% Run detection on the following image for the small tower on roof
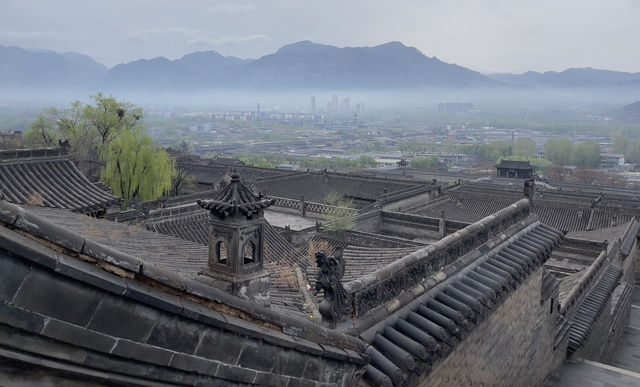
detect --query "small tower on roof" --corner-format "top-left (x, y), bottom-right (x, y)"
top-left (197, 172), bottom-right (275, 303)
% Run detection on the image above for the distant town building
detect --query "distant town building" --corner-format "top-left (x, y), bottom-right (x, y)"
top-left (600, 153), bottom-right (625, 170)
top-left (495, 159), bottom-right (534, 178)
top-left (438, 102), bottom-right (473, 113)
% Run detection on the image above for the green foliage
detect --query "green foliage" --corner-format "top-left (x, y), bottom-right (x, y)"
top-left (513, 137), bottom-right (536, 157)
top-left (357, 155), bottom-right (377, 168)
top-left (170, 169), bottom-right (196, 197)
top-left (573, 140), bottom-right (601, 167)
top-left (397, 139), bottom-right (439, 154)
top-left (544, 139), bottom-right (601, 167)
top-left (455, 141), bottom-right (513, 162)
top-left (238, 155), bottom-right (275, 168)
top-left (322, 191), bottom-right (355, 232)
top-left (457, 143), bottom-right (485, 157)
top-left (442, 137), bottom-right (456, 153)
top-left (364, 141), bottom-right (383, 152)
top-left (25, 94), bottom-right (143, 159)
top-left (411, 155), bottom-right (440, 170)
top-left (82, 93), bottom-right (143, 144)
top-left (612, 135), bottom-right (640, 164)
top-left (102, 127), bottom-right (175, 209)
top-left (484, 141), bottom-right (513, 162)
top-left (27, 94), bottom-right (176, 207)
top-left (234, 153), bottom-right (377, 170)
top-left (25, 111), bottom-right (60, 146)
top-left (544, 138), bottom-right (573, 166)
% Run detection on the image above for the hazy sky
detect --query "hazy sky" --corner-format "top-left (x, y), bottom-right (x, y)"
top-left (2, 0), bottom-right (640, 73)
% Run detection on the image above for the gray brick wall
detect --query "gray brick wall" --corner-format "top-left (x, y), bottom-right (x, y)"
top-left (417, 267), bottom-right (565, 387)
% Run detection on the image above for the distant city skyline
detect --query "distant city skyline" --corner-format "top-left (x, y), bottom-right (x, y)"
top-left (2, 0), bottom-right (640, 73)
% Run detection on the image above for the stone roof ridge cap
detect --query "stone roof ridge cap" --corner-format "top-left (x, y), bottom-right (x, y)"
top-left (560, 249), bottom-right (608, 315)
top-left (344, 198), bottom-right (531, 291)
top-left (331, 171), bottom-right (423, 185)
top-left (620, 218), bottom-right (639, 255)
top-left (253, 170), bottom-right (309, 182)
top-left (0, 199), bottom-right (142, 270)
top-left (0, 146), bottom-right (68, 161)
top-left (0, 154), bottom-right (71, 164)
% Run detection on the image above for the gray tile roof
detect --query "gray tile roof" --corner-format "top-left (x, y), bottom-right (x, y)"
top-left (411, 186), bottom-right (636, 232)
top-left (0, 156), bottom-right (121, 213)
top-left (254, 172), bottom-right (423, 203)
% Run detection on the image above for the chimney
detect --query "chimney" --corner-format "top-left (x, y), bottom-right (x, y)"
top-left (197, 173), bottom-right (275, 304)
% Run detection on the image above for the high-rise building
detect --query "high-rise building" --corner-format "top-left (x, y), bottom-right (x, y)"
top-left (331, 94), bottom-right (338, 111)
top-left (310, 96), bottom-right (316, 113)
top-left (343, 97), bottom-right (351, 112)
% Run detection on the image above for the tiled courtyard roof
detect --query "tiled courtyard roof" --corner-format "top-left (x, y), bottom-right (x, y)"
top-left (411, 184), bottom-right (637, 232)
top-left (255, 172), bottom-right (422, 203)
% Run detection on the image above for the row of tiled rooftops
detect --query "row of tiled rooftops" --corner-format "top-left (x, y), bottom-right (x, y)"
top-left (180, 158), bottom-right (430, 204)
top-left (0, 151), bottom-right (636, 385)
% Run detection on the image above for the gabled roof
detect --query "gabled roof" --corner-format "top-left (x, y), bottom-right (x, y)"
top-left (0, 155), bottom-right (120, 213)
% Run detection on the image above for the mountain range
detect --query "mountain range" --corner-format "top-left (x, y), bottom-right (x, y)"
top-left (1, 42), bottom-right (640, 91)
top-left (488, 68), bottom-right (640, 88)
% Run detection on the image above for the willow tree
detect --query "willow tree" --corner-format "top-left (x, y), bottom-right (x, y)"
top-left (102, 127), bottom-right (175, 209)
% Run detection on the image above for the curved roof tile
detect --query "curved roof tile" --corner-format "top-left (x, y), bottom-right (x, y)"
top-left (0, 156), bottom-right (120, 213)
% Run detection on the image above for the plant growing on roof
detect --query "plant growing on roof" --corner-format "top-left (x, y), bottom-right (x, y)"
top-left (322, 191), bottom-right (355, 232)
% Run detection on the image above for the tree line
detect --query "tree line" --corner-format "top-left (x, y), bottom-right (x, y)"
top-left (233, 153), bottom-right (378, 170)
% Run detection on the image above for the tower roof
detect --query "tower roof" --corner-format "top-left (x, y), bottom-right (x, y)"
top-left (197, 173), bottom-right (275, 219)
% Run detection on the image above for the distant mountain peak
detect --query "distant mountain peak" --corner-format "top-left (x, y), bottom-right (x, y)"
top-left (275, 40), bottom-right (334, 54)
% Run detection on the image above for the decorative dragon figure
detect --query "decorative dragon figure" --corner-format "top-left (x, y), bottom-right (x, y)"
top-left (315, 248), bottom-right (351, 328)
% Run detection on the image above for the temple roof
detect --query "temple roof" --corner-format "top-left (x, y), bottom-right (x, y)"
top-left (0, 155), bottom-right (121, 213)
top-left (495, 160), bottom-right (534, 170)
top-left (197, 173), bottom-right (275, 219)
